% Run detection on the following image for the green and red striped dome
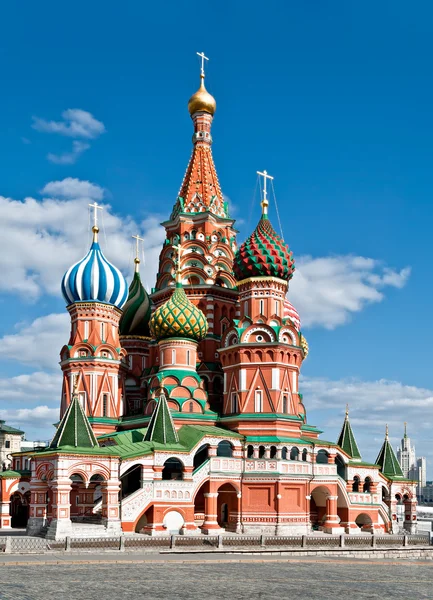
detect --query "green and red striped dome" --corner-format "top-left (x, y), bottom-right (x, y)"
top-left (234, 215), bottom-right (295, 281)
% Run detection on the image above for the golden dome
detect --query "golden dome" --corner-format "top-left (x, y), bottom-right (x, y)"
top-left (188, 75), bottom-right (216, 116)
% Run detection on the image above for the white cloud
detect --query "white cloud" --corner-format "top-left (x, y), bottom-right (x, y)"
top-left (41, 177), bottom-right (104, 200)
top-left (302, 375), bottom-right (433, 471)
top-left (47, 140), bottom-right (90, 165)
top-left (0, 371), bottom-right (61, 439)
top-left (0, 180), bottom-right (166, 300)
top-left (290, 255), bottom-right (411, 329)
top-left (0, 314), bottom-right (69, 370)
top-left (32, 109), bottom-right (105, 139)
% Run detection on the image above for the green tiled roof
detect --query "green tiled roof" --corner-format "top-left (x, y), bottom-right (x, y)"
top-left (375, 427), bottom-right (404, 478)
top-left (144, 393), bottom-right (179, 445)
top-left (50, 396), bottom-right (99, 449)
top-left (337, 411), bottom-right (361, 460)
top-left (0, 470), bottom-right (22, 479)
top-left (0, 420), bottom-right (24, 435)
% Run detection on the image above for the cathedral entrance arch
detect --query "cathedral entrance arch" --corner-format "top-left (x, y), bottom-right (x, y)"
top-left (310, 485), bottom-right (332, 530)
top-left (11, 492), bottom-right (30, 528)
top-left (217, 483), bottom-right (239, 530)
top-left (355, 513), bottom-right (373, 532)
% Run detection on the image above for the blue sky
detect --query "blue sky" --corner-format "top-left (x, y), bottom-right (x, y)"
top-left (0, 1), bottom-right (432, 474)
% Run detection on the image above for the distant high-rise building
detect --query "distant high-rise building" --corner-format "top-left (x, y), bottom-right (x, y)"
top-left (397, 424), bottom-right (427, 500)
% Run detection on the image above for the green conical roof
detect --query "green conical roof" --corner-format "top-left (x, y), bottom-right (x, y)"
top-left (337, 408), bottom-right (361, 460)
top-left (375, 426), bottom-right (403, 478)
top-left (119, 268), bottom-right (151, 337)
top-left (50, 395), bottom-right (98, 449)
top-left (144, 393), bottom-right (179, 445)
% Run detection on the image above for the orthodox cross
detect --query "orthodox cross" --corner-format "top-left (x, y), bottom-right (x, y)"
top-left (197, 51), bottom-right (209, 77)
top-left (89, 201), bottom-right (103, 229)
top-left (132, 234), bottom-right (144, 260)
top-left (257, 170), bottom-right (274, 214)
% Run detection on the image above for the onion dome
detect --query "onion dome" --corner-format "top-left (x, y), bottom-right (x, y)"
top-left (234, 215), bottom-right (295, 282)
top-left (188, 75), bottom-right (216, 116)
top-left (149, 283), bottom-right (208, 342)
top-left (61, 227), bottom-right (128, 309)
top-left (300, 333), bottom-right (309, 358)
top-left (283, 298), bottom-right (301, 331)
top-left (119, 259), bottom-right (151, 337)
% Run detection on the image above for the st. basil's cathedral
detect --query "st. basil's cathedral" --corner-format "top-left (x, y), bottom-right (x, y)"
top-left (0, 57), bottom-right (418, 539)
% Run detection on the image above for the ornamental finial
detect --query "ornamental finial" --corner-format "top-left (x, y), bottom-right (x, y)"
top-left (257, 170), bottom-right (274, 217)
top-left (132, 234), bottom-right (144, 273)
top-left (345, 404), bottom-right (349, 419)
top-left (197, 51), bottom-right (209, 78)
top-left (404, 421), bottom-right (407, 438)
top-left (385, 423), bottom-right (389, 440)
top-left (89, 201), bottom-right (104, 242)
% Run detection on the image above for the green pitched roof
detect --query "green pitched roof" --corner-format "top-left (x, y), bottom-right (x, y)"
top-left (337, 410), bottom-right (361, 459)
top-left (50, 395), bottom-right (98, 449)
top-left (144, 393), bottom-right (179, 445)
top-left (0, 420), bottom-right (24, 435)
top-left (375, 426), bottom-right (403, 478)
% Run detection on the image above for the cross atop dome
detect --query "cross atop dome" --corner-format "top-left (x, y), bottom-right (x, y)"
top-left (89, 201), bottom-right (103, 241)
top-left (197, 51), bottom-right (209, 77)
top-left (257, 170), bottom-right (274, 217)
top-left (132, 234), bottom-right (144, 273)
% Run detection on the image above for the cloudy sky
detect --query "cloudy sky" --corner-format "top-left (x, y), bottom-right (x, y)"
top-left (0, 1), bottom-right (432, 475)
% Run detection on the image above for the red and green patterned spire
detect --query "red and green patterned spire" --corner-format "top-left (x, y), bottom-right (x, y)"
top-left (234, 170), bottom-right (295, 282)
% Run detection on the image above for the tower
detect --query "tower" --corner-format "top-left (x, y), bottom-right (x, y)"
top-left (119, 237), bottom-right (152, 416)
top-left (59, 206), bottom-right (128, 435)
top-left (152, 54), bottom-right (238, 410)
top-left (147, 245), bottom-right (210, 420)
top-left (219, 173), bottom-right (309, 437)
top-left (396, 422), bottom-right (417, 478)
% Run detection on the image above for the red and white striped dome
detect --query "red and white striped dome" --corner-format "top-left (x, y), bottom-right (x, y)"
top-left (283, 298), bottom-right (301, 331)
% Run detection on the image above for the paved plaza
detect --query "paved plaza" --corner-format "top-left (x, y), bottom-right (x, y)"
top-left (0, 554), bottom-right (431, 600)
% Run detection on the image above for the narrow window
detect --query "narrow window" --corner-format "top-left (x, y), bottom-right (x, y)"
top-left (244, 301), bottom-right (248, 315)
top-left (102, 393), bottom-right (108, 417)
top-left (5, 440), bottom-right (10, 449)
top-left (84, 321), bottom-right (89, 339)
top-left (275, 301), bottom-right (279, 316)
top-left (231, 393), bottom-right (239, 413)
top-left (186, 350), bottom-right (190, 366)
top-left (189, 401), bottom-right (194, 413)
top-left (100, 322), bottom-right (105, 341)
top-left (259, 299), bottom-right (264, 315)
top-left (282, 396), bottom-right (288, 413)
top-left (172, 349), bottom-right (176, 364)
top-left (254, 389), bottom-right (263, 412)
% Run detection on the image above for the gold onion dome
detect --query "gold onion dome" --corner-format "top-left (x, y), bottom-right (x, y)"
top-left (149, 282), bottom-right (208, 342)
top-left (188, 75), bottom-right (216, 116)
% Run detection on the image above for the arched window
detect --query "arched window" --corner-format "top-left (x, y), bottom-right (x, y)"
top-left (316, 449), bottom-right (329, 464)
top-left (162, 458), bottom-right (183, 480)
top-left (282, 447), bottom-right (288, 460)
top-left (290, 447), bottom-right (299, 461)
top-left (247, 445), bottom-right (254, 458)
top-left (282, 396), bottom-right (288, 413)
top-left (270, 446), bottom-right (277, 459)
top-left (336, 454), bottom-right (346, 479)
top-left (188, 401), bottom-right (194, 413)
top-left (217, 440), bottom-right (233, 457)
top-left (231, 393), bottom-right (239, 414)
top-left (302, 449), bottom-right (308, 462)
top-left (258, 445), bottom-right (266, 459)
top-left (363, 477), bottom-right (372, 493)
top-left (353, 476), bottom-right (360, 492)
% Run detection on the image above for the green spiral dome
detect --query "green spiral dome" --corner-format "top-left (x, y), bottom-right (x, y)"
top-left (149, 283), bottom-right (208, 342)
top-left (119, 270), bottom-right (151, 337)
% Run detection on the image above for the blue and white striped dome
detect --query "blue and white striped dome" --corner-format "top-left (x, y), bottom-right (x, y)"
top-left (61, 234), bottom-right (128, 308)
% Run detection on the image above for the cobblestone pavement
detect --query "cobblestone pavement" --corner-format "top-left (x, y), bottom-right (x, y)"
top-left (0, 554), bottom-right (431, 600)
